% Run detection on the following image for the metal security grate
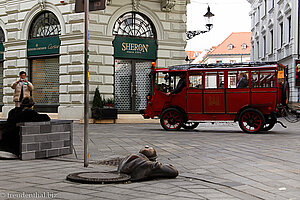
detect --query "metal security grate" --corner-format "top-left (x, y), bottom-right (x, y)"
top-left (115, 60), bottom-right (132, 111)
top-left (31, 58), bottom-right (59, 105)
top-left (0, 63), bottom-right (3, 105)
top-left (135, 62), bottom-right (151, 111)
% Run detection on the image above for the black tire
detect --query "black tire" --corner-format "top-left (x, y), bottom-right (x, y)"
top-left (182, 122), bottom-right (199, 130)
top-left (160, 108), bottom-right (183, 131)
top-left (282, 81), bottom-right (289, 107)
top-left (262, 116), bottom-right (277, 131)
top-left (238, 108), bottom-right (265, 134)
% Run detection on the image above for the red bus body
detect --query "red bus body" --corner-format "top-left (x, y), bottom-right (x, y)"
top-left (142, 62), bottom-right (288, 133)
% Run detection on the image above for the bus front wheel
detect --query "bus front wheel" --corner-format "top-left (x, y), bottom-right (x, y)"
top-left (238, 108), bottom-right (265, 134)
top-left (160, 108), bottom-right (183, 131)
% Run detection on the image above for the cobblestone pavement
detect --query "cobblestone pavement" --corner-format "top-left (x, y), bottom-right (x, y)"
top-left (0, 120), bottom-right (300, 200)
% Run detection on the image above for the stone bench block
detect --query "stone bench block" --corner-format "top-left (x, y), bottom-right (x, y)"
top-left (0, 119), bottom-right (73, 160)
top-left (18, 120), bottom-right (73, 160)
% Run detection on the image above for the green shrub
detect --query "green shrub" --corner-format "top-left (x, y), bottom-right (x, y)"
top-left (92, 87), bottom-right (104, 108)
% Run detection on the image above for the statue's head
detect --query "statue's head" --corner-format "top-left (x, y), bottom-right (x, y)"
top-left (139, 146), bottom-right (157, 161)
top-left (21, 97), bottom-right (35, 109)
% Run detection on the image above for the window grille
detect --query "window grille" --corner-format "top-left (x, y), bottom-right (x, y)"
top-left (113, 12), bottom-right (156, 38)
top-left (29, 11), bottom-right (61, 39)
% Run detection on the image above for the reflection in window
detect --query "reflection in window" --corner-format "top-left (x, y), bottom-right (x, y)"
top-left (189, 72), bottom-right (203, 89)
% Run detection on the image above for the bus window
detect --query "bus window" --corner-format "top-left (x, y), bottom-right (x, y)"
top-left (155, 72), bottom-right (186, 93)
top-left (251, 71), bottom-right (275, 88)
top-left (205, 72), bottom-right (224, 89)
top-left (251, 71), bottom-right (259, 88)
top-left (205, 72), bottom-right (217, 89)
top-left (228, 71), bottom-right (249, 88)
top-left (189, 72), bottom-right (203, 89)
top-left (260, 70), bottom-right (275, 88)
top-left (218, 72), bottom-right (224, 88)
top-left (155, 72), bottom-right (170, 93)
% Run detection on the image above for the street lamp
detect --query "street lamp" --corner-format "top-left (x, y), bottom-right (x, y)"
top-left (186, 6), bottom-right (215, 40)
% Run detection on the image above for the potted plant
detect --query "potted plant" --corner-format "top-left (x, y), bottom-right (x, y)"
top-left (91, 87), bottom-right (118, 120)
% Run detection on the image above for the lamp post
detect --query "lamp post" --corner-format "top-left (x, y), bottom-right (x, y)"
top-left (186, 6), bottom-right (215, 40)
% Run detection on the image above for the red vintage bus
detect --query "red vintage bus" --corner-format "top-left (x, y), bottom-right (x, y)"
top-left (141, 62), bottom-right (289, 133)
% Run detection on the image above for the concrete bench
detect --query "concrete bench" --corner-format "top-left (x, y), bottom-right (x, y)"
top-left (0, 120), bottom-right (73, 160)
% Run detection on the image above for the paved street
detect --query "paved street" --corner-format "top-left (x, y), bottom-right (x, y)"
top-left (0, 120), bottom-right (300, 200)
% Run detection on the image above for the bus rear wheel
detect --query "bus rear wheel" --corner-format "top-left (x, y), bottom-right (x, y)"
top-left (182, 122), bottom-right (199, 130)
top-left (238, 108), bottom-right (265, 134)
top-left (160, 108), bottom-right (183, 131)
top-left (262, 116), bottom-right (277, 131)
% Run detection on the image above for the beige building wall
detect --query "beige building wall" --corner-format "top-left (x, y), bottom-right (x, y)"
top-left (0, 0), bottom-right (188, 119)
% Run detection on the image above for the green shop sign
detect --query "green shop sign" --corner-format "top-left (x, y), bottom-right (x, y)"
top-left (27, 37), bottom-right (61, 57)
top-left (0, 43), bottom-right (4, 60)
top-left (113, 36), bottom-right (157, 60)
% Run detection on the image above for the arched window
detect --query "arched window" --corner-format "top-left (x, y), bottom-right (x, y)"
top-left (0, 27), bottom-right (5, 42)
top-left (29, 11), bottom-right (61, 39)
top-left (113, 12), bottom-right (156, 38)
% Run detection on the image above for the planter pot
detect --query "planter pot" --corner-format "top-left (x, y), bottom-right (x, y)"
top-left (92, 108), bottom-right (118, 120)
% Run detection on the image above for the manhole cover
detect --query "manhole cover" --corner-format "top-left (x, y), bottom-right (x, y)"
top-left (66, 171), bottom-right (131, 184)
top-left (0, 151), bottom-right (18, 160)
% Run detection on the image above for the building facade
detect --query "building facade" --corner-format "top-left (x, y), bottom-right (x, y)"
top-left (200, 32), bottom-right (251, 64)
top-left (247, 0), bottom-right (300, 103)
top-left (0, 0), bottom-right (188, 119)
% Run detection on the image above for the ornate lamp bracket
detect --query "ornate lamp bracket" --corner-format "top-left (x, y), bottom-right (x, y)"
top-left (186, 30), bottom-right (208, 40)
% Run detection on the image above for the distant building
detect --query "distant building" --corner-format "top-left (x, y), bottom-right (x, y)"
top-left (247, 0), bottom-right (300, 103)
top-left (201, 32), bottom-right (251, 64)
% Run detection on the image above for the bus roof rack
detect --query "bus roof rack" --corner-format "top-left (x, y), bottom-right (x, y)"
top-left (169, 62), bottom-right (278, 70)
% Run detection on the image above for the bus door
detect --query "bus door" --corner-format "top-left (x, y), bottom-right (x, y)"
top-left (226, 71), bottom-right (250, 113)
top-left (203, 71), bottom-right (225, 113)
top-left (187, 71), bottom-right (204, 115)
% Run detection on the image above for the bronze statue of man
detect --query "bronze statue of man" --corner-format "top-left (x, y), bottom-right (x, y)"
top-left (117, 146), bottom-right (178, 181)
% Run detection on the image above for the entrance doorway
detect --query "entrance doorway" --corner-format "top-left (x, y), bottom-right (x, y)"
top-left (115, 59), bottom-right (152, 112)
